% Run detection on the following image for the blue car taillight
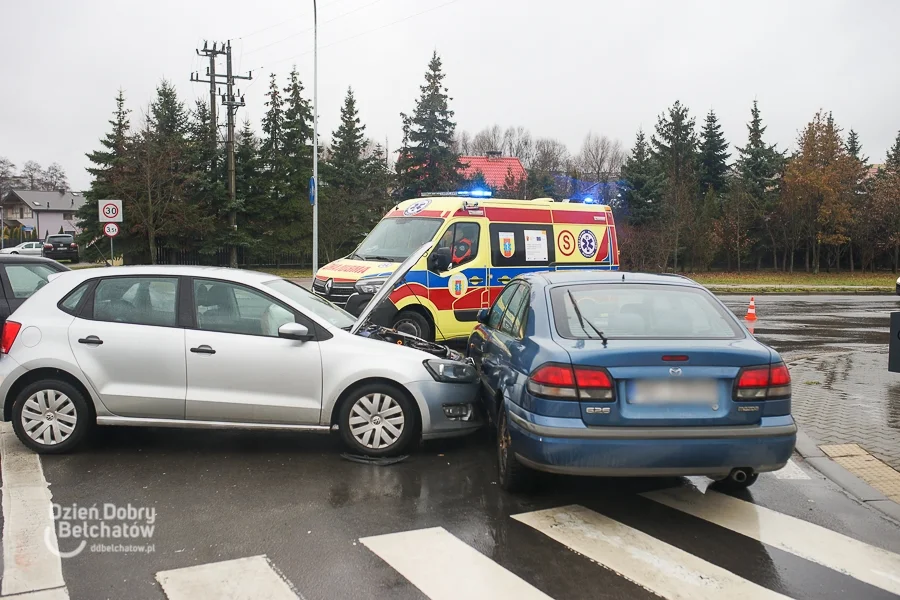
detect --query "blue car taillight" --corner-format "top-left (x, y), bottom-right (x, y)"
top-left (526, 363), bottom-right (614, 401)
top-left (734, 363), bottom-right (792, 400)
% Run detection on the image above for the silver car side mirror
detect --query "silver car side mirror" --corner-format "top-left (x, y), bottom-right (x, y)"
top-left (278, 322), bottom-right (313, 341)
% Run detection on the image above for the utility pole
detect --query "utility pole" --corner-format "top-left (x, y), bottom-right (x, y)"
top-left (192, 42), bottom-right (225, 157)
top-left (191, 40), bottom-right (251, 268)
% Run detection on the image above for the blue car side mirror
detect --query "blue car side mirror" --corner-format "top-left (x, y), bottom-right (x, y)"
top-left (476, 308), bottom-right (490, 325)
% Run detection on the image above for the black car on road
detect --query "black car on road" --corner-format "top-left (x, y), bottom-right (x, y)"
top-left (42, 234), bottom-right (79, 262)
top-left (0, 255), bottom-right (69, 322)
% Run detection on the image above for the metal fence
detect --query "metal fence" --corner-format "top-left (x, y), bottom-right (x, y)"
top-left (155, 246), bottom-right (312, 268)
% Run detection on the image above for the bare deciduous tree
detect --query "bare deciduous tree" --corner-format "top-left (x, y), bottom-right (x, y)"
top-left (42, 163), bottom-right (69, 191)
top-left (452, 130), bottom-right (472, 156)
top-left (531, 138), bottom-right (569, 173)
top-left (502, 126), bottom-right (534, 166)
top-left (578, 132), bottom-right (625, 183)
top-left (22, 161), bottom-right (42, 190)
top-left (471, 125), bottom-right (503, 155)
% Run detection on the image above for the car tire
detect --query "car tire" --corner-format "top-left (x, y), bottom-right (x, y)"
top-left (497, 408), bottom-right (533, 493)
top-left (391, 310), bottom-right (433, 341)
top-left (712, 472), bottom-right (759, 492)
top-left (339, 382), bottom-right (417, 457)
top-left (11, 379), bottom-right (92, 454)
top-left (10, 251), bottom-right (18, 255)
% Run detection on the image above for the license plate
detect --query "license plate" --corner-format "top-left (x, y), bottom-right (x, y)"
top-left (628, 380), bottom-right (718, 405)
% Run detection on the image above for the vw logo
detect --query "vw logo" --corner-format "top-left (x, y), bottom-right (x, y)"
top-left (324, 278), bottom-right (334, 295)
top-left (669, 367), bottom-right (683, 376)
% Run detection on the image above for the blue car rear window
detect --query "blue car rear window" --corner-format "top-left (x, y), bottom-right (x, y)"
top-left (550, 283), bottom-right (743, 339)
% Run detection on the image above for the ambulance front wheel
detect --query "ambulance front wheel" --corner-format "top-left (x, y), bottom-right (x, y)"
top-left (392, 310), bottom-right (434, 342)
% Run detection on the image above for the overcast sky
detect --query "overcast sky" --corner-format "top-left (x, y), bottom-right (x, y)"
top-left (2, 0), bottom-right (898, 191)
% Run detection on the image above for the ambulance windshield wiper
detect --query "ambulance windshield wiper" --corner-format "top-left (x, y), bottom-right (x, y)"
top-left (362, 255), bottom-right (397, 263)
top-left (567, 289), bottom-right (607, 346)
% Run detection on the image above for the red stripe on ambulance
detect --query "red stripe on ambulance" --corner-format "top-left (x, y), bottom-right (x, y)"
top-left (551, 211), bottom-right (609, 224)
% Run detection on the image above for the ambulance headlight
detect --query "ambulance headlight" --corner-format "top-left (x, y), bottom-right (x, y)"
top-left (355, 278), bottom-right (387, 295)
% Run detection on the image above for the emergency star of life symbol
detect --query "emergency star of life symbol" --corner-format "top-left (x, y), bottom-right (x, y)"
top-left (404, 199), bottom-right (431, 216)
top-left (578, 230), bottom-right (598, 259)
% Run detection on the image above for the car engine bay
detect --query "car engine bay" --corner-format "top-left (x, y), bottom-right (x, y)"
top-left (356, 324), bottom-right (466, 362)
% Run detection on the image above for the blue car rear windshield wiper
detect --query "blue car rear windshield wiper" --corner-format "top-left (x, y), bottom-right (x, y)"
top-left (567, 289), bottom-right (608, 345)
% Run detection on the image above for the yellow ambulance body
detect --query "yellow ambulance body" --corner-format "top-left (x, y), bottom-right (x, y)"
top-left (312, 195), bottom-right (620, 341)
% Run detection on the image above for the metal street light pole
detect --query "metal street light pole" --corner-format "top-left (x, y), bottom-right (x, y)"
top-left (312, 0), bottom-right (319, 274)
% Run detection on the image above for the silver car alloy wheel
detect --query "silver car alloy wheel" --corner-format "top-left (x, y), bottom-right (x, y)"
top-left (348, 393), bottom-right (405, 450)
top-left (21, 390), bottom-right (78, 446)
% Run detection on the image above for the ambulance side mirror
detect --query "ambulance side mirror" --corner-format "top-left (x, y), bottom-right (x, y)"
top-left (428, 248), bottom-right (452, 272)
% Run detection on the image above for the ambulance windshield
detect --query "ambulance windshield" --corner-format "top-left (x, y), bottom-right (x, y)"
top-left (354, 217), bottom-right (443, 263)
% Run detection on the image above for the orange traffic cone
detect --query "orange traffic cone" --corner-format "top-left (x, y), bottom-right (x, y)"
top-left (745, 297), bottom-right (758, 321)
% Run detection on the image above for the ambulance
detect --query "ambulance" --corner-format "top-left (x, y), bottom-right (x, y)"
top-left (312, 192), bottom-right (620, 342)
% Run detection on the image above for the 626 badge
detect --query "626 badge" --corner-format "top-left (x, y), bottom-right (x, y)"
top-left (577, 229), bottom-right (598, 259)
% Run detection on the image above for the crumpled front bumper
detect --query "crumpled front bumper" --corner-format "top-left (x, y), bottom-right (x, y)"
top-left (404, 378), bottom-right (483, 440)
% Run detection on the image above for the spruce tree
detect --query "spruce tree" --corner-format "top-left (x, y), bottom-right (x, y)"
top-left (396, 52), bottom-right (462, 198)
top-left (846, 129), bottom-right (867, 163)
top-left (150, 80), bottom-right (189, 140)
top-left (620, 129), bottom-right (663, 225)
top-left (281, 68), bottom-right (314, 253)
top-left (651, 101), bottom-right (698, 269)
top-left (185, 99), bottom-right (225, 256)
top-left (255, 73), bottom-right (290, 255)
top-left (884, 130), bottom-right (900, 173)
top-left (736, 100), bottom-right (783, 202)
top-left (78, 90), bottom-right (131, 259)
top-left (328, 87), bottom-right (366, 192)
top-left (698, 109), bottom-right (730, 194)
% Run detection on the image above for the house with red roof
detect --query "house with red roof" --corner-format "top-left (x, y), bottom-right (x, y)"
top-left (459, 151), bottom-right (527, 190)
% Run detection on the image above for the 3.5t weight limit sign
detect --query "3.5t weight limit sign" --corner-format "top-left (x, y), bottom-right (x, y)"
top-left (99, 199), bottom-right (123, 223)
top-left (104, 223), bottom-right (119, 237)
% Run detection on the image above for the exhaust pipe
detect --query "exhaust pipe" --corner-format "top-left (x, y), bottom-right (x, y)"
top-left (729, 468), bottom-right (752, 483)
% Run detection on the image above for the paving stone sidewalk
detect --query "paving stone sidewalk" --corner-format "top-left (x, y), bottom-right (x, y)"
top-left (790, 350), bottom-right (900, 470)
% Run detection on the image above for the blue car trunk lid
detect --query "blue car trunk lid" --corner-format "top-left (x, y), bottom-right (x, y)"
top-left (557, 338), bottom-right (773, 427)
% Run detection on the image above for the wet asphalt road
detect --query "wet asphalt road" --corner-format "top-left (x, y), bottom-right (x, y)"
top-left (6, 294), bottom-right (900, 599)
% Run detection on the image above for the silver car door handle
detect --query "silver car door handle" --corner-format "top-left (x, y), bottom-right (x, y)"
top-left (190, 345), bottom-right (216, 355)
top-left (78, 335), bottom-right (103, 346)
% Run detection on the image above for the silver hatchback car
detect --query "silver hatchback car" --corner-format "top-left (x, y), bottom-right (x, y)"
top-left (0, 245), bottom-right (482, 455)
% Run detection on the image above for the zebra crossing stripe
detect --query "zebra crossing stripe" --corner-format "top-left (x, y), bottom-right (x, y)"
top-left (773, 459), bottom-right (811, 480)
top-left (156, 555), bottom-right (299, 600)
top-left (513, 504), bottom-right (789, 600)
top-left (360, 527), bottom-right (552, 600)
top-left (642, 487), bottom-right (900, 596)
top-left (0, 423), bottom-right (67, 597)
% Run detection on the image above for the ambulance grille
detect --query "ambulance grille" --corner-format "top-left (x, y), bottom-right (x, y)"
top-left (312, 279), bottom-right (356, 308)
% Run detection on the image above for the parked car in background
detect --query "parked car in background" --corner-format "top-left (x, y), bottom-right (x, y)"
top-left (0, 256), bottom-right (69, 323)
top-left (0, 244), bottom-right (481, 455)
top-left (42, 234), bottom-right (79, 262)
top-left (0, 241), bottom-right (44, 256)
top-left (467, 271), bottom-right (797, 492)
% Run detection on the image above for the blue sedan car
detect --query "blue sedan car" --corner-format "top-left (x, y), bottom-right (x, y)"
top-left (467, 272), bottom-right (797, 492)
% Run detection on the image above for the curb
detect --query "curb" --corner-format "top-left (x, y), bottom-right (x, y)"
top-left (794, 429), bottom-right (900, 524)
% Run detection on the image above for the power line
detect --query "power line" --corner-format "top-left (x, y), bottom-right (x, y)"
top-left (254, 0), bottom-right (460, 72)
top-left (234, 0), bottom-right (354, 41)
top-left (243, 0), bottom-right (387, 57)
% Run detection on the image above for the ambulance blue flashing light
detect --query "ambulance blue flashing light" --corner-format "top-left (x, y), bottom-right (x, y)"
top-left (583, 196), bottom-right (595, 204)
top-left (457, 189), bottom-right (492, 198)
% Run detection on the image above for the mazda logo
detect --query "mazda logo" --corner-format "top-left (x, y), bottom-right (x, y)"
top-left (669, 367), bottom-right (683, 376)
top-left (324, 278), bottom-right (334, 294)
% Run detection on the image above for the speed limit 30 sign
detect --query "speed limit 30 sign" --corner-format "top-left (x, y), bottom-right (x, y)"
top-left (104, 223), bottom-right (119, 237)
top-left (99, 199), bottom-right (123, 223)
